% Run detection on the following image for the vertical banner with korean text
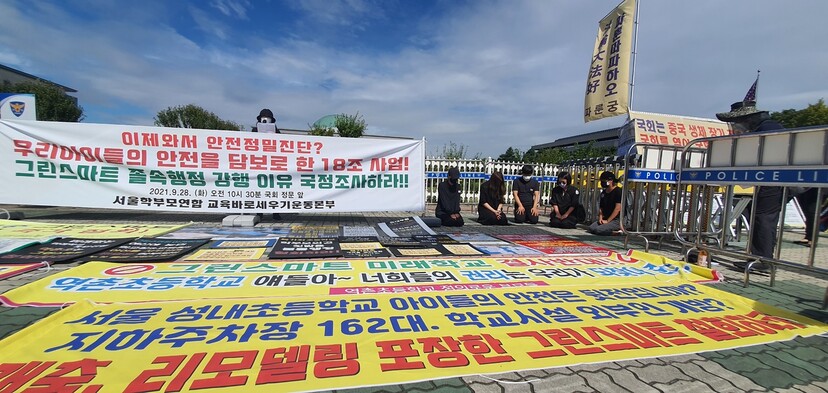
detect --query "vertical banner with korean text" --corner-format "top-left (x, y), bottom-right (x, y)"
top-left (584, 0), bottom-right (636, 122)
top-left (0, 120), bottom-right (425, 213)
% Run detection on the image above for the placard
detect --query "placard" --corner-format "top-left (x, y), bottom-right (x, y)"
top-left (0, 238), bottom-right (132, 264)
top-left (268, 238), bottom-right (342, 259)
top-left (78, 239), bottom-right (209, 263)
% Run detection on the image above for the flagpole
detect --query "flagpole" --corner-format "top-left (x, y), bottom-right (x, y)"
top-left (628, 0), bottom-right (641, 113)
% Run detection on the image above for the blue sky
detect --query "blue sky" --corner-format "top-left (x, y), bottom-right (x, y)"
top-left (1, 0), bottom-right (827, 157)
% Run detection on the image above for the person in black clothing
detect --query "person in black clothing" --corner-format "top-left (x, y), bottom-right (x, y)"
top-left (549, 171), bottom-right (582, 229)
top-left (478, 171), bottom-right (508, 225)
top-left (794, 188), bottom-right (828, 247)
top-left (436, 167), bottom-right (464, 227)
top-left (252, 109), bottom-right (281, 133)
top-left (716, 100), bottom-right (784, 271)
top-left (252, 108), bottom-right (282, 220)
top-left (512, 165), bottom-right (540, 224)
top-left (587, 171), bottom-right (622, 235)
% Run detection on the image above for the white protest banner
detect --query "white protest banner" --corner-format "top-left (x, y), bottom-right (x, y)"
top-left (0, 120), bottom-right (425, 213)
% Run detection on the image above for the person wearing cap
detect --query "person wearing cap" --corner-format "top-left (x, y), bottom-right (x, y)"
top-left (477, 171), bottom-right (509, 225)
top-left (587, 171), bottom-right (622, 235)
top-left (716, 100), bottom-right (784, 270)
top-left (512, 165), bottom-right (540, 224)
top-left (252, 108), bottom-right (281, 133)
top-left (435, 167), bottom-right (464, 227)
top-left (549, 171), bottom-right (583, 229)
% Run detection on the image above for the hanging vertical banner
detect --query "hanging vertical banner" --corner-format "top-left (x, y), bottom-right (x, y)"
top-left (584, 0), bottom-right (636, 122)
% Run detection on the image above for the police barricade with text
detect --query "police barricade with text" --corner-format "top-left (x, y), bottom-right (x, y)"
top-left (621, 143), bottom-right (707, 252)
top-left (674, 125), bottom-right (828, 307)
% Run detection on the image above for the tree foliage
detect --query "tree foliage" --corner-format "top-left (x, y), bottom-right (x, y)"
top-left (771, 99), bottom-right (828, 128)
top-left (334, 112), bottom-right (366, 138)
top-left (438, 142), bottom-right (482, 160)
top-left (308, 123), bottom-right (336, 137)
top-left (1, 80), bottom-right (84, 122)
top-left (522, 141), bottom-right (615, 164)
top-left (154, 104), bottom-right (242, 131)
top-left (497, 147), bottom-right (524, 162)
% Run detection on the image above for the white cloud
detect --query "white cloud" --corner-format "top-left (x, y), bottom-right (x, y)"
top-left (210, 0), bottom-right (251, 19)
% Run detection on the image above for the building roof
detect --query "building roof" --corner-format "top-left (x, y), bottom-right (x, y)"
top-left (0, 64), bottom-right (77, 93)
top-left (530, 126), bottom-right (621, 151)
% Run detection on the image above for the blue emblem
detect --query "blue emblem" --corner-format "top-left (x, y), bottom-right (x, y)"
top-left (9, 101), bottom-right (25, 117)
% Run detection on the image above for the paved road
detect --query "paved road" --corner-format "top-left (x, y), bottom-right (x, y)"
top-left (0, 205), bottom-right (826, 393)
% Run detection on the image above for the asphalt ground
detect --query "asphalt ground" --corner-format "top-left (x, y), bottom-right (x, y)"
top-left (0, 204), bottom-right (826, 393)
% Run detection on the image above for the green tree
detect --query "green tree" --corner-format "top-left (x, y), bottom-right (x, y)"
top-left (437, 142), bottom-right (483, 160)
top-left (154, 104), bottom-right (242, 131)
top-left (771, 99), bottom-right (828, 128)
top-left (1, 80), bottom-right (84, 122)
top-left (334, 112), bottom-right (366, 138)
top-left (497, 147), bottom-right (523, 162)
top-left (308, 123), bottom-right (336, 137)
top-left (523, 141), bottom-right (614, 165)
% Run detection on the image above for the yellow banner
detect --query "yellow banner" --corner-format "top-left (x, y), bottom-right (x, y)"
top-left (584, 0), bottom-right (636, 122)
top-left (0, 220), bottom-right (192, 239)
top-left (0, 286), bottom-right (824, 392)
top-left (0, 253), bottom-right (720, 307)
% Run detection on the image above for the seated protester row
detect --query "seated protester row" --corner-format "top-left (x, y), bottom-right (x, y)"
top-left (588, 171), bottom-right (622, 235)
top-left (435, 167), bottom-right (464, 227)
top-left (478, 170), bottom-right (509, 225)
top-left (512, 165), bottom-right (540, 224)
top-left (549, 171), bottom-right (583, 229)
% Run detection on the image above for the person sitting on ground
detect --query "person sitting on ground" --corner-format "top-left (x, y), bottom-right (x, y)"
top-left (512, 165), bottom-right (540, 224)
top-left (549, 171), bottom-right (582, 229)
top-left (587, 171), bottom-right (622, 235)
top-left (478, 171), bottom-right (509, 225)
top-left (435, 167), bottom-right (464, 227)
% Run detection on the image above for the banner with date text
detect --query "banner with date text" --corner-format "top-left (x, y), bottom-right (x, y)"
top-left (0, 120), bottom-right (425, 212)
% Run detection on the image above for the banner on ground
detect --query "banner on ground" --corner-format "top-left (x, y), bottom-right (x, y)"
top-left (0, 285), bottom-right (825, 392)
top-left (0, 120), bottom-right (425, 213)
top-left (496, 235), bottom-right (611, 256)
top-left (584, 0), bottom-right (636, 122)
top-left (0, 253), bottom-right (720, 306)
top-left (77, 239), bottom-right (209, 263)
top-left (0, 238), bottom-right (132, 264)
top-left (0, 220), bottom-right (190, 239)
top-left (0, 263), bottom-right (46, 280)
top-left (378, 217), bottom-right (436, 237)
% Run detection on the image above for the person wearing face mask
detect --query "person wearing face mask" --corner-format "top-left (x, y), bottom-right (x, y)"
top-left (588, 171), bottom-right (622, 235)
top-left (252, 109), bottom-right (282, 220)
top-left (478, 171), bottom-right (509, 225)
top-left (252, 108), bottom-right (281, 133)
top-left (549, 171), bottom-right (582, 229)
top-left (435, 167), bottom-right (464, 227)
top-left (512, 165), bottom-right (540, 224)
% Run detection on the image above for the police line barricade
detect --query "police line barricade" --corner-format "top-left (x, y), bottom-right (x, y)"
top-left (674, 125), bottom-right (828, 308)
top-left (425, 158), bottom-right (559, 213)
top-left (620, 143), bottom-right (706, 252)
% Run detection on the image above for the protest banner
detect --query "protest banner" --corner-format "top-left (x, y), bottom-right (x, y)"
top-left (269, 238), bottom-right (342, 259)
top-left (211, 240), bottom-right (278, 249)
top-left (1, 253), bottom-right (719, 307)
top-left (0, 238), bottom-right (133, 264)
top-left (0, 286), bottom-right (825, 392)
top-left (77, 239), bottom-right (209, 263)
top-left (0, 120), bottom-right (425, 213)
top-left (0, 220), bottom-right (190, 239)
top-left (183, 248), bottom-right (266, 261)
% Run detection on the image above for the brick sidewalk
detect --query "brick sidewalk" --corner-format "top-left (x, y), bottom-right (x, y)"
top-left (0, 205), bottom-right (826, 393)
